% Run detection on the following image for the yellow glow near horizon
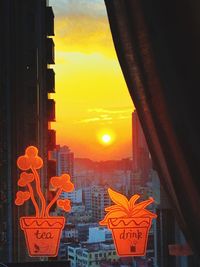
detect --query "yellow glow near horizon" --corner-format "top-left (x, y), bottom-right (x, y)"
top-left (50, 0), bottom-right (134, 160)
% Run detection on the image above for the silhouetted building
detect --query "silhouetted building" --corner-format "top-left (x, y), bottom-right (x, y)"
top-left (0, 0), bottom-right (55, 262)
top-left (132, 110), bottom-right (152, 184)
top-left (152, 175), bottom-right (193, 267)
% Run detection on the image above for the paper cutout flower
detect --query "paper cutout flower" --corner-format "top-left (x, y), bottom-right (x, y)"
top-left (15, 146), bottom-right (75, 218)
top-left (15, 191), bottom-right (31, 205)
top-left (17, 146), bottom-right (43, 170)
top-left (50, 174), bottom-right (74, 192)
top-left (18, 172), bottom-right (34, 187)
top-left (57, 199), bottom-right (71, 212)
top-left (99, 188), bottom-right (157, 257)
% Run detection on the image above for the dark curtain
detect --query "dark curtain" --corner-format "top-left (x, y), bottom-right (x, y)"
top-left (104, 0), bottom-right (200, 256)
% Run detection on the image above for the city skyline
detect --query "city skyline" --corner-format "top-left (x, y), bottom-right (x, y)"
top-left (49, 0), bottom-right (134, 161)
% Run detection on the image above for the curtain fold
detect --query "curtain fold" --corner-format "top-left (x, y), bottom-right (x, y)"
top-left (104, 0), bottom-right (200, 256)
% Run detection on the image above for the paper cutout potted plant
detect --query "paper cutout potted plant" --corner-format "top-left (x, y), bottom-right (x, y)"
top-left (15, 146), bottom-right (74, 257)
top-left (99, 188), bottom-right (157, 257)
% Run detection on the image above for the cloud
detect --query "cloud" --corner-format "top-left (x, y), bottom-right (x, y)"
top-left (50, 0), bottom-right (106, 18)
top-left (75, 116), bottom-right (113, 124)
top-left (75, 107), bottom-right (132, 124)
top-left (88, 108), bottom-right (133, 114)
top-left (50, 0), bottom-right (115, 57)
top-left (76, 117), bottom-right (100, 123)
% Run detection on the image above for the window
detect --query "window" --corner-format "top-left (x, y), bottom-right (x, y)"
top-left (68, 255), bottom-right (74, 260)
top-left (1, 0), bottom-right (197, 266)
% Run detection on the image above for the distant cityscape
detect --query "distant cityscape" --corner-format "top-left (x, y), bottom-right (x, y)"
top-left (46, 111), bottom-right (188, 267)
top-left (0, 1), bottom-right (192, 266)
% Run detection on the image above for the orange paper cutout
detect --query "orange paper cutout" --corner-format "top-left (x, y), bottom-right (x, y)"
top-left (15, 146), bottom-right (74, 257)
top-left (99, 188), bottom-right (157, 257)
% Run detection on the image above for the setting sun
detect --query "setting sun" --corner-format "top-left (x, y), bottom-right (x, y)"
top-left (97, 129), bottom-right (115, 147)
top-left (102, 134), bottom-right (111, 144)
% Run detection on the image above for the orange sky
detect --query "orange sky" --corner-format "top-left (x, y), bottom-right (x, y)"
top-left (49, 0), bottom-right (134, 161)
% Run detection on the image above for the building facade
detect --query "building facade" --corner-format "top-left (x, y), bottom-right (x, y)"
top-left (91, 185), bottom-right (111, 222)
top-left (61, 188), bottom-right (82, 204)
top-left (68, 243), bottom-right (119, 267)
top-left (0, 0), bottom-right (55, 261)
top-left (50, 145), bottom-right (74, 177)
top-left (88, 227), bottom-right (112, 244)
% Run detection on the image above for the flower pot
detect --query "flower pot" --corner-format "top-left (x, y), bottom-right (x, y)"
top-left (108, 217), bottom-right (152, 256)
top-left (20, 217), bottom-right (65, 257)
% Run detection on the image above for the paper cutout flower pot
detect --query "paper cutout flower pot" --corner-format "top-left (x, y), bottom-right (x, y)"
top-left (108, 217), bottom-right (152, 256)
top-left (20, 217), bottom-right (65, 256)
top-left (99, 188), bottom-right (157, 257)
top-left (15, 146), bottom-right (74, 257)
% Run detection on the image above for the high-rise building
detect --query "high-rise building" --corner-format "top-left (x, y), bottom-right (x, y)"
top-left (0, 0), bottom-right (55, 262)
top-left (61, 189), bottom-right (82, 204)
top-left (91, 185), bottom-right (111, 222)
top-left (82, 186), bottom-right (92, 210)
top-left (50, 145), bottom-right (74, 178)
top-left (151, 171), bottom-right (195, 267)
top-left (132, 110), bottom-right (152, 184)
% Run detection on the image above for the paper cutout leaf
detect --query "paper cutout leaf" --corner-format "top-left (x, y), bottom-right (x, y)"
top-left (18, 172), bottom-right (34, 187)
top-left (131, 198), bottom-right (155, 217)
top-left (108, 188), bottom-right (129, 210)
top-left (57, 199), bottom-right (71, 212)
top-left (129, 194), bottom-right (140, 209)
top-left (50, 174), bottom-right (74, 192)
top-left (15, 191), bottom-right (31, 205)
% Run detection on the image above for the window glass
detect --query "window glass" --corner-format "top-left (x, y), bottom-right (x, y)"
top-left (1, 0), bottom-right (195, 266)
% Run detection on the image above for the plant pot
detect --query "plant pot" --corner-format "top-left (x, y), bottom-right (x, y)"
top-left (20, 217), bottom-right (65, 257)
top-left (108, 217), bottom-right (152, 256)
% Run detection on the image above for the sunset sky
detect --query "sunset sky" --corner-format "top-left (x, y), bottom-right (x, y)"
top-left (49, 0), bottom-right (134, 161)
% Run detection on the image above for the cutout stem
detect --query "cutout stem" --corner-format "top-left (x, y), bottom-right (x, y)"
top-left (45, 188), bottom-right (62, 217)
top-left (27, 183), bottom-right (40, 217)
top-left (31, 167), bottom-right (46, 217)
